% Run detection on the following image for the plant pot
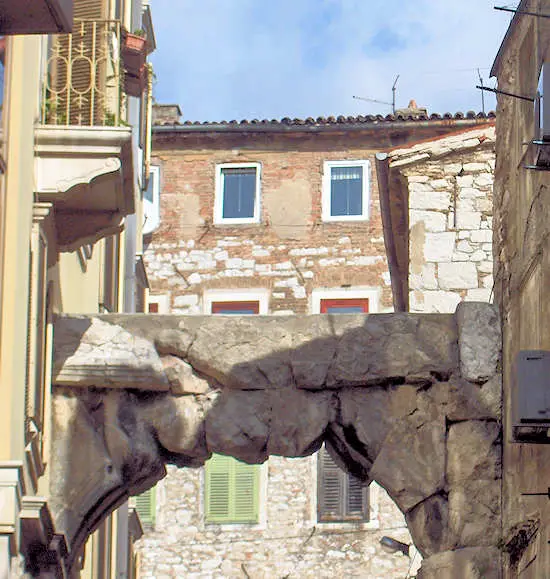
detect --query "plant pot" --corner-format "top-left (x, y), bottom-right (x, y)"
top-left (122, 32), bottom-right (147, 77)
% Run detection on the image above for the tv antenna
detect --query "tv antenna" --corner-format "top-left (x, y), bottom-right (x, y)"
top-left (353, 75), bottom-right (400, 114)
top-left (477, 68), bottom-right (486, 114)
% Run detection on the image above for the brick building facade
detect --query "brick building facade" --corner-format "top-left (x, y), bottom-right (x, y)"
top-left (136, 107), bottom-right (495, 578)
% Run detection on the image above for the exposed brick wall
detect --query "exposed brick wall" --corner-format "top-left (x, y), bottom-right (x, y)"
top-left (144, 134), bottom-right (393, 314)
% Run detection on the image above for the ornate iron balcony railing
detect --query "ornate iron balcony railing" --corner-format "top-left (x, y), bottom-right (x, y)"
top-left (41, 19), bottom-right (125, 127)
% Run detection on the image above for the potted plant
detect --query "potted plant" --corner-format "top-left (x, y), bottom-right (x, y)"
top-left (122, 29), bottom-right (147, 77)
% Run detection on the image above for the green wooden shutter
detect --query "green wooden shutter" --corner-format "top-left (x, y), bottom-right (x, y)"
top-left (233, 459), bottom-right (260, 522)
top-left (134, 487), bottom-right (156, 528)
top-left (206, 454), bottom-right (232, 522)
top-left (205, 454), bottom-right (260, 524)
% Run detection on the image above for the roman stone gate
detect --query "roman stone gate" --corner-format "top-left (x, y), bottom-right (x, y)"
top-left (50, 303), bottom-right (502, 578)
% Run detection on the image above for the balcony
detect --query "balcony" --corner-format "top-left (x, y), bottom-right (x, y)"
top-left (36, 18), bottom-right (136, 251)
top-left (0, 0), bottom-right (73, 35)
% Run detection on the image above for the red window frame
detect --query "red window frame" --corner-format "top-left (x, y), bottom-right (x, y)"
top-left (319, 298), bottom-right (369, 314)
top-left (211, 301), bottom-right (260, 315)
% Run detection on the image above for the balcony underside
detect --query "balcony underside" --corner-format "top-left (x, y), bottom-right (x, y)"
top-left (35, 125), bottom-right (134, 251)
top-left (0, 0), bottom-right (73, 35)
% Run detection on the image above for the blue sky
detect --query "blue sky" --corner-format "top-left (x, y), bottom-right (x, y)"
top-left (149, 0), bottom-right (513, 121)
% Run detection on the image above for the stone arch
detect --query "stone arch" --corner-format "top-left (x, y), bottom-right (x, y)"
top-left (50, 303), bottom-right (502, 577)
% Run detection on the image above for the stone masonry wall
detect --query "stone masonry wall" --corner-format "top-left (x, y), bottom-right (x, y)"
top-left (406, 149), bottom-right (494, 313)
top-left (137, 461), bottom-right (419, 579)
top-left (144, 140), bottom-right (391, 314)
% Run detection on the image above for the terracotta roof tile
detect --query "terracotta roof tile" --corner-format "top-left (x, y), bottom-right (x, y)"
top-left (153, 111), bottom-right (495, 128)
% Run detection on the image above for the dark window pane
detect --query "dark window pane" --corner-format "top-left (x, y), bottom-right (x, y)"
top-left (222, 167), bottom-right (257, 219)
top-left (330, 166), bottom-right (363, 216)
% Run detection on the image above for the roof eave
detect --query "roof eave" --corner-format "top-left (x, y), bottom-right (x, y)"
top-left (153, 117), bottom-right (494, 136)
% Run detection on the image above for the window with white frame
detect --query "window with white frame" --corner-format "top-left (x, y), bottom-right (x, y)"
top-left (203, 288), bottom-right (269, 315)
top-left (143, 165), bottom-right (160, 235)
top-left (322, 160), bottom-right (370, 221)
top-left (147, 293), bottom-right (170, 314)
top-left (311, 288), bottom-right (379, 315)
top-left (215, 163), bottom-right (261, 224)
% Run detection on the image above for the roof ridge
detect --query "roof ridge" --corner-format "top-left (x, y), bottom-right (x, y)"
top-left (153, 111), bottom-right (495, 127)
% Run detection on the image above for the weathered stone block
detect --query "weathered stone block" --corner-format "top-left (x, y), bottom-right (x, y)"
top-left (448, 479), bottom-right (501, 546)
top-left (470, 229), bottom-right (492, 243)
top-left (405, 494), bottom-right (457, 556)
top-left (138, 394), bottom-right (210, 461)
top-left (154, 328), bottom-right (194, 358)
top-left (410, 210), bottom-right (447, 232)
top-left (267, 389), bottom-right (331, 456)
top-left (456, 302), bottom-right (501, 383)
top-left (187, 316), bottom-right (294, 389)
top-left (418, 547), bottom-right (501, 579)
top-left (338, 387), bottom-right (394, 459)
top-left (424, 232), bottom-right (456, 262)
top-left (410, 263), bottom-right (438, 291)
top-left (410, 190), bottom-right (451, 211)
top-left (456, 210), bottom-right (482, 230)
top-left (421, 375), bottom-right (501, 422)
top-left (370, 415), bottom-right (446, 512)
top-left (53, 316), bottom-right (170, 391)
top-left (327, 314), bottom-right (458, 387)
top-left (465, 288), bottom-right (492, 302)
top-left (447, 420), bottom-right (501, 484)
top-left (161, 356), bottom-right (211, 395)
top-left (205, 390), bottom-right (271, 463)
top-left (410, 290), bottom-right (461, 314)
top-left (439, 262), bottom-right (479, 290)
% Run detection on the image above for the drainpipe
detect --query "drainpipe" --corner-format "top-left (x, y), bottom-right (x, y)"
top-left (375, 152), bottom-right (407, 312)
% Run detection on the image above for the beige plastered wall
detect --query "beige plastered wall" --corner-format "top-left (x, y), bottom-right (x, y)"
top-left (0, 35), bottom-right (41, 461)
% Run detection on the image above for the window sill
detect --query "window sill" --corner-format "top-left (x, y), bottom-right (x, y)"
top-left (316, 519), bottom-right (380, 531)
top-left (213, 218), bottom-right (261, 226)
top-left (322, 215), bottom-right (369, 223)
top-left (204, 521), bottom-right (266, 531)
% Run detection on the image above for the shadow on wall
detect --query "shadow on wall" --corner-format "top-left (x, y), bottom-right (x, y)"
top-left (50, 305), bottom-right (502, 576)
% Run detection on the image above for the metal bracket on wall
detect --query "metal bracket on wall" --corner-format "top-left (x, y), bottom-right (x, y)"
top-left (494, 6), bottom-right (550, 20)
top-left (521, 488), bottom-right (550, 499)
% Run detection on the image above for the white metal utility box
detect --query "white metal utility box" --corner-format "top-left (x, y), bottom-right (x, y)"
top-left (513, 350), bottom-right (550, 442)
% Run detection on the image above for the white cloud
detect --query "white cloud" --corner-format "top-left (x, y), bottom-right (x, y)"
top-left (149, 0), bottom-right (512, 121)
